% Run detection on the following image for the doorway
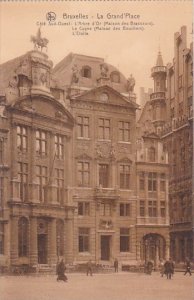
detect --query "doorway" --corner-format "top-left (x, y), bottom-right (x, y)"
top-left (101, 235), bottom-right (111, 261)
top-left (38, 234), bottom-right (48, 264)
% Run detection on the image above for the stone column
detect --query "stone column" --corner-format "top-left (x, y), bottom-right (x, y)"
top-left (29, 129), bottom-right (39, 203)
top-left (145, 173), bottom-right (149, 218)
top-left (155, 244), bottom-right (159, 268)
top-left (4, 221), bottom-right (10, 266)
top-left (165, 241), bottom-right (170, 260)
top-left (65, 210), bottom-right (74, 263)
top-left (10, 216), bottom-right (19, 265)
top-left (49, 218), bottom-right (57, 265)
top-left (30, 217), bottom-right (38, 265)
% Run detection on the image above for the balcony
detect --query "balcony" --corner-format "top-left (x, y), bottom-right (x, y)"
top-left (137, 217), bottom-right (168, 226)
top-left (160, 115), bottom-right (190, 136)
top-left (150, 92), bottom-right (165, 102)
top-left (94, 187), bottom-right (120, 200)
top-left (151, 66), bottom-right (166, 76)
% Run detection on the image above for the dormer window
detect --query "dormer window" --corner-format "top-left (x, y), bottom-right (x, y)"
top-left (110, 71), bottom-right (120, 83)
top-left (81, 66), bottom-right (91, 78)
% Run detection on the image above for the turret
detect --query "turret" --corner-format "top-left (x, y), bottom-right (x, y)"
top-left (150, 51), bottom-right (167, 132)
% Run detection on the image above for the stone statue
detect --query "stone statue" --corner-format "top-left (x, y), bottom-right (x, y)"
top-left (71, 64), bottom-right (79, 84)
top-left (100, 63), bottom-right (109, 78)
top-left (127, 74), bottom-right (136, 92)
top-left (31, 27), bottom-right (49, 52)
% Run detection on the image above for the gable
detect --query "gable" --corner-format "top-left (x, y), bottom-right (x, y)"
top-left (13, 96), bottom-right (74, 125)
top-left (72, 85), bottom-right (138, 109)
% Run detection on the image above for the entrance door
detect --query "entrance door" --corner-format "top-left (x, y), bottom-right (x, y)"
top-left (38, 234), bottom-right (48, 264)
top-left (101, 236), bottom-right (111, 261)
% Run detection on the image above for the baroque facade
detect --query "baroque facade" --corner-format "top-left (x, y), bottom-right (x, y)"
top-left (1, 26), bottom-right (190, 270)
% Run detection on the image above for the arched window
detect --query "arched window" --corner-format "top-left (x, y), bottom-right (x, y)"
top-left (81, 66), bottom-right (92, 78)
top-left (148, 147), bottom-right (156, 162)
top-left (56, 220), bottom-right (64, 257)
top-left (110, 71), bottom-right (120, 83)
top-left (18, 217), bottom-right (28, 257)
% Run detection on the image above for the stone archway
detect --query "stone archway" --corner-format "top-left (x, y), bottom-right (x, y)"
top-left (141, 233), bottom-right (166, 267)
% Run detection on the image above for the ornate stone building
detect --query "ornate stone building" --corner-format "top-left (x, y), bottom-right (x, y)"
top-left (52, 53), bottom-right (139, 265)
top-left (0, 49), bottom-right (74, 268)
top-left (138, 26), bottom-right (193, 262)
top-left (2, 26), bottom-right (191, 271)
top-left (160, 26), bottom-right (193, 262)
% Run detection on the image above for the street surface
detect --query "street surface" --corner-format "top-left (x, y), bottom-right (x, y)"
top-left (0, 272), bottom-right (193, 300)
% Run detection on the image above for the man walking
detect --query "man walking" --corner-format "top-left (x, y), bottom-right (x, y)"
top-left (86, 260), bottom-right (93, 276)
top-left (114, 258), bottom-right (119, 273)
top-left (184, 258), bottom-right (192, 276)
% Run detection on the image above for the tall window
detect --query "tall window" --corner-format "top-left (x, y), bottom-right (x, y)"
top-left (36, 166), bottom-right (47, 202)
top-left (120, 203), bottom-right (130, 216)
top-left (148, 200), bottom-right (157, 217)
top-left (77, 162), bottom-right (90, 187)
top-left (140, 200), bottom-right (145, 217)
top-left (99, 164), bottom-right (109, 188)
top-left (120, 228), bottom-right (130, 252)
top-left (18, 217), bottom-right (28, 257)
top-left (119, 121), bottom-right (130, 142)
top-left (17, 126), bottom-right (27, 152)
top-left (55, 168), bottom-right (64, 203)
top-left (36, 130), bottom-right (47, 156)
top-left (100, 203), bottom-right (112, 216)
top-left (148, 147), bottom-right (156, 162)
top-left (98, 118), bottom-right (110, 140)
top-left (56, 220), bottom-right (64, 256)
top-left (120, 165), bottom-right (130, 189)
top-left (55, 135), bottom-right (64, 159)
top-left (78, 202), bottom-right (90, 216)
top-left (0, 223), bottom-right (4, 254)
top-left (79, 228), bottom-right (89, 252)
top-left (148, 172), bottom-right (157, 191)
top-left (0, 139), bottom-right (3, 164)
top-left (160, 201), bottom-right (166, 217)
top-left (139, 172), bottom-right (145, 190)
top-left (18, 162), bottom-right (28, 201)
top-left (160, 173), bottom-right (166, 191)
top-left (0, 177), bottom-right (3, 209)
top-left (77, 116), bottom-right (89, 138)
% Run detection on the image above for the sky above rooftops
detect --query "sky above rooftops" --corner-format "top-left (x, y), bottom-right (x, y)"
top-left (0, 1), bottom-right (192, 104)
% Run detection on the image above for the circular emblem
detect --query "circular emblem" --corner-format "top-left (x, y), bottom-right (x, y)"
top-left (46, 12), bottom-right (56, 22)
top-left (100, 93), bottom-right (109, 102)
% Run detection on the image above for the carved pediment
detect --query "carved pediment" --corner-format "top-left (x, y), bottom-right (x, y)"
top-left (13, 96), bottom-right (74, 125)
top-left (72, 85), bottom-right (138, 109)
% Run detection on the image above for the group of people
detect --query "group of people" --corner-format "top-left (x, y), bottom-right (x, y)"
top-left (160, 259), bottom-right (174, 279)
top-left (160, 258), bottom-right (192, 279)
top-left (56, 257), bottom-right (192, 282)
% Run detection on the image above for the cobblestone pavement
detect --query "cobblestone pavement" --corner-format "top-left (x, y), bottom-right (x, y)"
top-left (0, 272), bottom-right (193, 300)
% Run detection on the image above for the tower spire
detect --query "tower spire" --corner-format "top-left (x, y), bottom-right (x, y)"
top-left (156, 50), bottom-right (164, 67)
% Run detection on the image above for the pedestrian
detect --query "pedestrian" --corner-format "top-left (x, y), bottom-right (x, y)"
top-left (159, 259), bottom-right (165, 277)
top-left (146, 261), bottom-right (153, 275)
top-left (86, 260), bottom-right (93, 276)
top-left (114, 258), bottom-right (119, 273)
top-left (164, 259), bottom-right (173, 279)
top-left (56, 259), bottom-right (68, 282)
top-left (184, 258), bottom-right (192, 276)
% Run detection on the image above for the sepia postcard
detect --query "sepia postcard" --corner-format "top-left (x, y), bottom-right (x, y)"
top-left (0, 1), bottom-right (193, 300)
